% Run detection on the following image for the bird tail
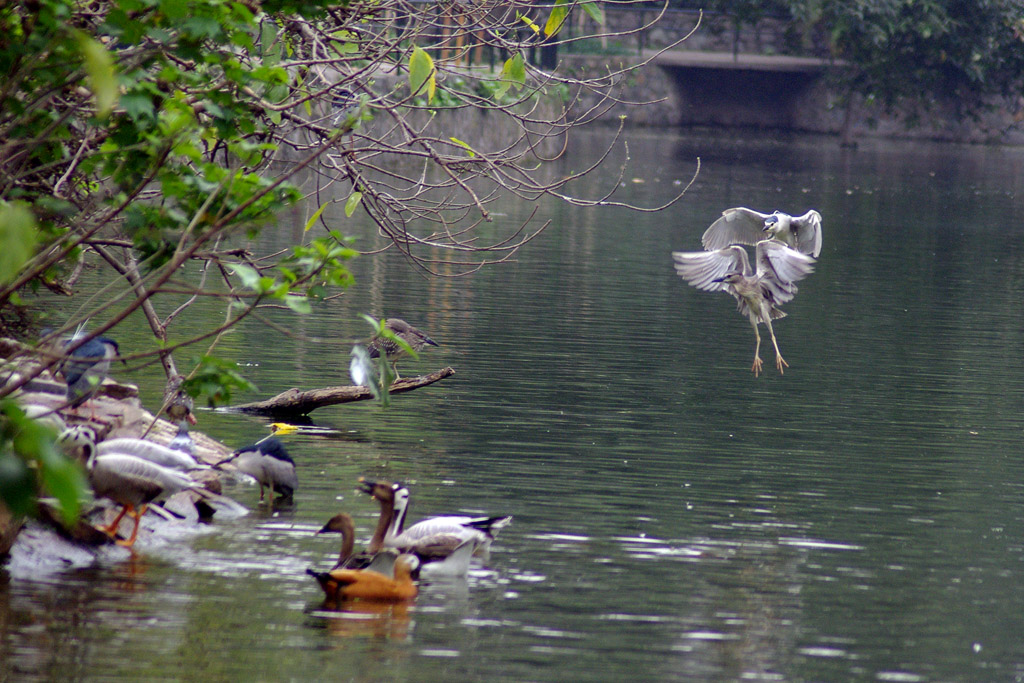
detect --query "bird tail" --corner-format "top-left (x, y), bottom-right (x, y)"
top-left (769, 308), bottom-right (787, 320)
top-left (463, 515), bottom-right (512, 538)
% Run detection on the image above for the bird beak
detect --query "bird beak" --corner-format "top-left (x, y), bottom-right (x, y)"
top-left (357, 477), bottom-right (378, 495)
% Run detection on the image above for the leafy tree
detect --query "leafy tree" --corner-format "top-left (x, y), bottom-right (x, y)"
top-left (0, 0), bottom-right (689, 520)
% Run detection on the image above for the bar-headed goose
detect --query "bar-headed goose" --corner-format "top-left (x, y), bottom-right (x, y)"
top-left (60, 426), bottom-right (204, 547)
top-left (97, 436), bottom-right (207, 471)
top-left (358, 478), bottom-right (511, 575)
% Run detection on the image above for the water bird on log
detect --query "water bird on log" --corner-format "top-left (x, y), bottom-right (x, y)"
top-left (366, 318), bottom-right (439, 378)
top-left (216, 436), bottom-right (297, 503)
top-left (163, 374), bottom-right (196, 426)
top-left (702, 208), bottom-right (823, 258)
top-left (358, 477), bottom-right (512, 575)
top-left (673, 239), bottom-right (815, 376)
top-left (60, 426), bottom-right (207, 548)
top-left (60, 334), bottom-right (125, 413)
top-left (307, 550), bottom-right (419, 603)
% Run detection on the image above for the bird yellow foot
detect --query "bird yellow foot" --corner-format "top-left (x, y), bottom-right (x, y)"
top-left (751, 356), bottom-right (764, 377)
top-left (775, 356), bottom-right (789, 374)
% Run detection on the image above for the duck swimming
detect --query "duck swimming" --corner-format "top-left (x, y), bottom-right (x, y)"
top-left (358, 478), bottom-right (512, 575)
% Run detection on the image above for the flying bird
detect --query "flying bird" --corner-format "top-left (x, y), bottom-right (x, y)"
top-left (701, 208), bottom-right (822, 258)
top-left (673, 239), bottom-right (815, 376)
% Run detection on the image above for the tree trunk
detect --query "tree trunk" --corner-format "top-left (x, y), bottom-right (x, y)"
top-left (228, 367), bottom-right (456, 417)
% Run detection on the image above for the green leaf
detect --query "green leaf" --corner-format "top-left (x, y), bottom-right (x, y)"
top-left (38, 455), bottom-right (85, 525)
top-left (284, 295), bottom-right (311, 314)
top-left (449, 137), bottom-right (476, 157)
top-left (344, 191), bottom-right (363, 217)
top-left (497, 53), bottom-right (527, 98)
top-left (75, 32), bottom-right (118, 117)
top-left (408, 46), bottom-right (436, 103)
top-left (581, 0), bottom-right (605, 24)
top-left (304, 203), bottom-right (327, 232)
top-left (519, 13), bottom-right (541, 35)
top-left (230, 263), bottom-right (261, 290)
top-left (0, 202), bottom-right (38, 286)
top-left (544, 0), bottom-right (569, 37)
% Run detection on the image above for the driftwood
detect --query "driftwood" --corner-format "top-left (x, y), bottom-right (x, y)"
top-left (228, 366), bottom-right (456, 417)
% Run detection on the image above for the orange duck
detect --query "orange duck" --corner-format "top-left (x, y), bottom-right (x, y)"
top-left (307, 513), bottom-right (419, 602)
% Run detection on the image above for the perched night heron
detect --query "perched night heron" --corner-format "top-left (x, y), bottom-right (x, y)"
top-left (702, 208), bottom-right (823, 258)
top-left (217, 436), bottom-right (297, 503)
top-left (60, 425), bottom-right (205, 547)
top-left (358, 477), bottom-right (511, 575)
top-left (163, 374), bottom-right (196, 426)
top-left (60, 334), bottom-right (125, 411)
top-left (366, 318), bottom-right (439, 378)
top-left (672, 239), bottom-right (816, 376)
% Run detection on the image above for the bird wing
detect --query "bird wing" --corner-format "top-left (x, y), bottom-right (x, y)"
top-left (92, 454), bottom-right (192, 503)
top-left (701, 207), bottom-right (770, 251)
top-left (390, 516), bottom-right (483, 546)
top-left (261, 454), bottom-right (298, 495)
top-left (755, 240), bottom-right (816, 305)
top-left (792, 210), bottom-right (823, 257)
top-left (672, 246), bottom-right (750, 291)
top-left (98, 438), bottom-right (202, 471)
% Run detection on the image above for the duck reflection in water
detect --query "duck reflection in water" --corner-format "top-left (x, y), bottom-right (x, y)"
top-left (314, 600), bottom-right (413, 641)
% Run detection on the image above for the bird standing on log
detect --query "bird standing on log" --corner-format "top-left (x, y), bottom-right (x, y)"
top-left (366, 318), bottom-right (438, 378)
top-left (673, 239), bottom-right (815, 376)
top-left (60, 334), bottom-right (124, 412)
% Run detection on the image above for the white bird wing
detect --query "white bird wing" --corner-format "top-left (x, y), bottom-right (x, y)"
top-left (418, 538), bottom-right (476, 577)
top-left (672, 245), bottom-right (750, 291)
top-left (701, 207), bottom-right (770, 251)
top-left (792, 210), bottom-right (823, 257)
top-left (98, 438), bottom-right (203, 471)
top-left (390, 516), bottom-right (483, 547)
top-left (755, 240), bottom-right (816, 305)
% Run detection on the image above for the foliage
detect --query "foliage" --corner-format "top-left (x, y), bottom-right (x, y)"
top-left (700, 0), bottom-right (1024, 119)
top-left (0, 0), bottom-right (689, 519)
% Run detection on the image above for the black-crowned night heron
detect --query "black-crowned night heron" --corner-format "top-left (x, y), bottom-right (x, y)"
top-left (60, 335), bottom-right (124, 411)
top-left (163, 374), bottom-right (196, 426)
top-left (60, 425), bottom-right (204, 547)
top-left (366, 318), bottom-right (439, 377)
top-left (672, 239), bottom-right (816, 376)
top-left (358, 477), bottom-right (511, 575)
top-left (217, 436), bottom-right (297, 503)
top-left (702, 208), bottom-right (823, 258)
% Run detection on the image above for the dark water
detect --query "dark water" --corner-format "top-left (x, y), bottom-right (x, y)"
top-left (4, 129), bottom-right (1024, 682)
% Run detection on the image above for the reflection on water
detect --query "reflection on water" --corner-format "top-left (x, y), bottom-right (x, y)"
top-left (4, 129), bottom-right (1024, 681)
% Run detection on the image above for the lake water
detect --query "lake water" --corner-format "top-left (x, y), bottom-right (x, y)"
top-left (3, 127), bottom-right (1024, 682)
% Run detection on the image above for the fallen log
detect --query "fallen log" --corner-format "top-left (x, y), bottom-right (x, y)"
top-left (228, 366), bottom-right (456, 417)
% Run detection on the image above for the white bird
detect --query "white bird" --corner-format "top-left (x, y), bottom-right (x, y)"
top-left (673, 239), bottom-right (816, 376)
top-left (97, 437), bottom-right (207, 471)
top-left (702, 208), bottom-right (823, 258)
top-left (60, 426), bottom-right (205, 547)
top-left (358, 478), bottom-right (511, 576)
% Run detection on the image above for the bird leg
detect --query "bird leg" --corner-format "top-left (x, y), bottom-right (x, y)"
top-left (763, 318), bottom-right (788, 374)
top-left (750, 325), bottom-right (764, 377)
top-left (101, 504), bottom-right (131, 538)
top-left (116, 504), bottom-right (148, 548)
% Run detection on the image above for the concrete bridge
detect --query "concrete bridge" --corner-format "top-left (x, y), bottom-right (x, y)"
top-left (649, 50), bottom-right (840, 129)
